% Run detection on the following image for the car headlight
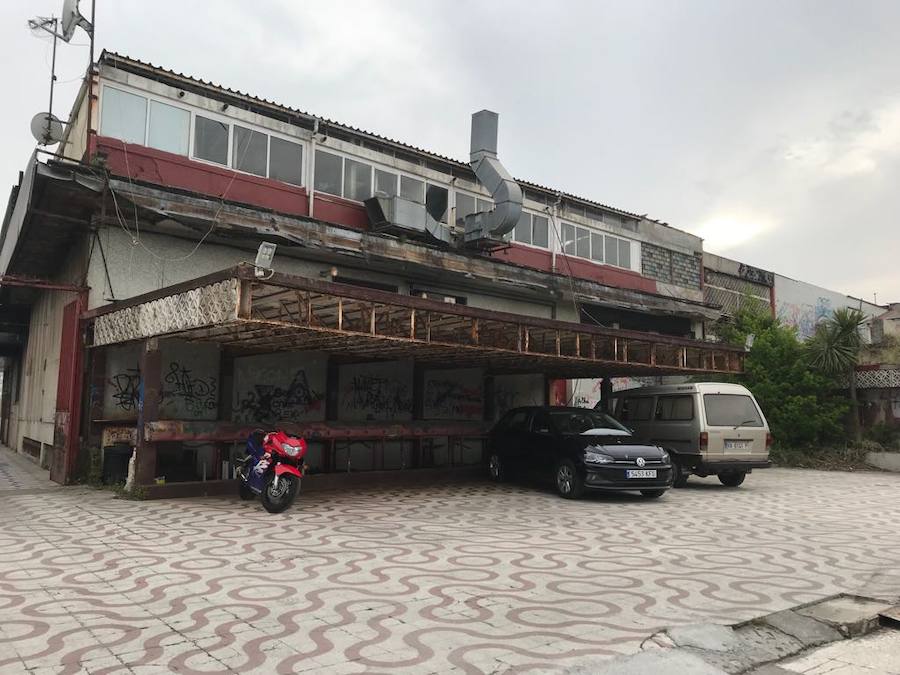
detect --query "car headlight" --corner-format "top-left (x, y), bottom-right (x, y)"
top-left (660, 452), bottom-right (671, 465)
top-left (283, 444), bottom-right (300, 457)
top-left (584, 450), bottom-right (615, 464)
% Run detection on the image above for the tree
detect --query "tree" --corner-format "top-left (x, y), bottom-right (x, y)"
top-left (707, 305), bottom-right (848, 448)
top-left (806, 307), bottom-right (866, 442)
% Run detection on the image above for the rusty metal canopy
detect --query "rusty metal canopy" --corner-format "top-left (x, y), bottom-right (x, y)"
top-left (85, 265), bottom-right (745, 378)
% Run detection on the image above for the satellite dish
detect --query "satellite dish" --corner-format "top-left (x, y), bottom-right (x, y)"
top-left (31, 112), bottom-right (65, 146)
top-left (61, 0), bottom-right (92, 42)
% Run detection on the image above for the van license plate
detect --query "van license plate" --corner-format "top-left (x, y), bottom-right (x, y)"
top-left (725, 440), bottom-right (750, 451)
top-left (627, 470), bottom-right (657, 479)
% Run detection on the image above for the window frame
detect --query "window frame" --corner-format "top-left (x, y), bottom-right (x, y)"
top-left (654, 395), bottom-right (695, 422)
top-left (558, 219), bottom-right (637, 271)
top-left (511, 209), bottom-right (550, 250)
top-left (99, 81), bottom-right (308, 186)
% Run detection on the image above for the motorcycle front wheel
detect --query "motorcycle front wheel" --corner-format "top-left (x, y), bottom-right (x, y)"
top-left (261, 474), bottom-right (299, 513)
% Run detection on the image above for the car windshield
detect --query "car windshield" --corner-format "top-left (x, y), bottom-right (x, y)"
top-left (549, 410), bottom-right (631, 435)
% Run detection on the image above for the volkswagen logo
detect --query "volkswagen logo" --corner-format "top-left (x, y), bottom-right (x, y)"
top-left (636, 457), bottom-right (646, 467)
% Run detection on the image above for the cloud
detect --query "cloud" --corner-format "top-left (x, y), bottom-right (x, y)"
top-left (689, 212), bottom-right (778, 252)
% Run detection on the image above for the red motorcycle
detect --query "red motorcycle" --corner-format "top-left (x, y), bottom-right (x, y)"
top-left (237, 429), bottom-right (307, 513)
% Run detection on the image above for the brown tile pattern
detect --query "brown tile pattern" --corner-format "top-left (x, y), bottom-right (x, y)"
top-left (1, 453), bottom-right (898, 674)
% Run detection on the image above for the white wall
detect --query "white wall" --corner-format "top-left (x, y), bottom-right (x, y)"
top-left (774, 274), bottom-right (883, 341)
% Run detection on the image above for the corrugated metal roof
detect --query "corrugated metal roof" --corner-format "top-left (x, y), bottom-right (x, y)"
top-left (99, 51), bottom-right (651, 223)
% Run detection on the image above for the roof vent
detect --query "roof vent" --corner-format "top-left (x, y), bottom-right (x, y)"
top-left (462, 110), bottom-right (523, 245)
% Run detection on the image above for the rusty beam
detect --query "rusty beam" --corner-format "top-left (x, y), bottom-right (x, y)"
top-left (0, 275), bottom-right (87, 292)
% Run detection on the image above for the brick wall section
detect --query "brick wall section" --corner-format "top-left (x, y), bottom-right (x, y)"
top-left (641, 244), bottom-right (702, 289)
top-left (641, 243), bottom-right (672, 283)
top-left (672, 251), bottom-right (702, 288)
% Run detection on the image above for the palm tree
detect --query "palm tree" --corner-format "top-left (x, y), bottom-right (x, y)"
top-left (806, 307), bottom-right (866, 442)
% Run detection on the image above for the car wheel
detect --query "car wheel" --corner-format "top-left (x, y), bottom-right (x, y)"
top-left (718, 471), bottom-right (746, 487)
top-left (640, 489), bottom-right (666, 499)
top-left (488, 453), bottom-right (503, 482)
top-left (672, 462), bottom-right (689, 488)
top-left (555, 460), bottom-right (584, 499)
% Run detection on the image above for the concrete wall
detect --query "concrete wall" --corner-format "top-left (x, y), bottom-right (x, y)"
top-left (774, 274), bottom-right (883, 341)
top-left (232, 352), bottom-right (327, 424)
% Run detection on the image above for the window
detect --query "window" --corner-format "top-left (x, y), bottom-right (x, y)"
top-left (562, 223), bottom-right (576, 254)
top-left (269, 136), bottom-right (303, 186)
top-left (513, 212), bottom-right (549, 248)
top-left (400, 175), bottom-right (424, 202)
top-left (605, 235), bottom-right (619, 266)
top-left (343, 158), bottom-right (372, 201)
top-left (233, 125), bottom-right (268, 177)
top-left (619, 239), bottom-right (631, 268)
top-left (426, 184), bottom-right (448, 222)
top-left (147, 100), bottom-right (189, 155)
top-left (314, 150), bottom-right (343, 196)
top-left (590, 233), bottom-right (604, 262)
top-left (194, 115), bottom-right (229, 165)
top-left (576, 227), bottom-right (590, 258)
top-left (703, 394), bottom-right (762, 427)
top-left (656, 395), bottom-right (694, 421)
top-left (456, 193), bottom-right (476, 225)
top-left (622, 396), bottom-right (653, 421)
top-left (375, 168), bottom-right (397, 196)
top-left (100, 86), bottom-right (147, 145)
top-left (503, 410), bottom-right (530, 432)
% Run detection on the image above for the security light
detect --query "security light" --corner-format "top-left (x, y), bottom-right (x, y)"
top-left (255, 242), bottom-right (277, 277)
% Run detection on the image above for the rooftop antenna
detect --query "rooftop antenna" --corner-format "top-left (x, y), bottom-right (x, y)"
top-left (26, 1), bottom-right (95, 149)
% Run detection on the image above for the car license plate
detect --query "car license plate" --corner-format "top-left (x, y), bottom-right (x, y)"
top-left (626, 469), bottom-right (657, 479)
top-left (725, 440), bottom-right (751, 451)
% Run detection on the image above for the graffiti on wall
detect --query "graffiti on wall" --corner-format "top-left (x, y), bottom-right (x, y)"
top-left (493, 374), bottom-right (544, 419)
top-left (163, 362), bottom-right (217, 417)
top-left (232, 352), bottom-right (327, 424)
top-left (109, 366), bottom-right (141, 412)
top-left (338, 361), bottom-right (413, 421)
top-left (423, 369), bottom-right (483, 420)
top-left (235, 370), bottom-right (324, 423)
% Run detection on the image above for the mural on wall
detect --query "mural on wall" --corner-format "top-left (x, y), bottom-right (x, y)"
top-left (338, 360), bottom-right (413, 422)
top-left (775, 275), bottom-right (882, 341)
top-left (102, 340), bottom-right (220, 420)
top-left (423, 368), bottom-right (484, 420)
top-left (232, 352), bottom-right (326, 424)
top-left (493, 374), bottom-right (544, 419)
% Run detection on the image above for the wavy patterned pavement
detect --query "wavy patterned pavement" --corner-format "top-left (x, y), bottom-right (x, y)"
top-left (1, 449), bottom-right (899, 674)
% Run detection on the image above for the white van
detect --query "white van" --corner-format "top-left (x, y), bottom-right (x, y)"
top-left (601, 382), bottom-right (771, 488)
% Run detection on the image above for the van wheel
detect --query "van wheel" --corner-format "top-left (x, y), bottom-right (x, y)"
top-left (718, 471), bottom-right (746, 487)
top-left (555, 460), bottom-right (584, 499)
top-left (672, 462), bottom-right (689, 488)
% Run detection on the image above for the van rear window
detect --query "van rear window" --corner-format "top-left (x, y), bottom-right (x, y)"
top-left (703, 394), bottom-right (762, 427)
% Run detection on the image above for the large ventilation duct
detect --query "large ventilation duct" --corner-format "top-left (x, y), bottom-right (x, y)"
top-left (463, 110), bottom-right (523, 244)
top-left (364, 194), bottom-right (452, 244)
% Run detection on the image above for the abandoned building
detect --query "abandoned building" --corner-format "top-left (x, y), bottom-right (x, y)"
top-left (1, 52), bottom-right (751, 494)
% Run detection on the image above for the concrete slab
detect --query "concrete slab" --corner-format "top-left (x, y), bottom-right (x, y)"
top-left (763, 609), bottom-right (844, 646)
top-left (779, 628), bottom-right (900, 674)
top-left (563, 649), bottom-right (729, 675)
top-left (796, 596), bottom-right (895, 637)
top-left (668, 624), bottom-right (737, 652)
top-left (866, 452), bottom-right (900, 472)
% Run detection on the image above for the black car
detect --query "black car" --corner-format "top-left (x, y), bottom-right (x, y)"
top-left (486, 406), bottom-right (673, 499)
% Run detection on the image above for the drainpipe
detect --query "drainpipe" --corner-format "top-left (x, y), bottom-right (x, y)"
top-left (308, 119), bottom-right (319, 218)
top-left (549, 192), bottom-right (563, 274)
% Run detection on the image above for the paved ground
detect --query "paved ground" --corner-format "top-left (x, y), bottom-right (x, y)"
top-left (779, 628), bottom-right (900, 674)
top-left (1, 447), bottom-right (898, 674)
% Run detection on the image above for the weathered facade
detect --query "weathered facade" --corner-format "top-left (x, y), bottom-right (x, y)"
top-left (1, 52), bottom-right (744, 491)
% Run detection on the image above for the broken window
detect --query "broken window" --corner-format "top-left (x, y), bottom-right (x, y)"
top-left (100, 86), bottom-right (147, 145)
top-left (194, 115), bottom-right (229, 166)
top-left (233, 125), bottom-right (268, 177)
top-left (269, 137), bottom-right (303, 186)
top-left (314, 150), bottom-right (343, 196)
top-left (425, 184), bottom-right (448, 223)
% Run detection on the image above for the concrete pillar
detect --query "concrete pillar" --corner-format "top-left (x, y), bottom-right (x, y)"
top-left (135, 339), bottom-right (161, 486)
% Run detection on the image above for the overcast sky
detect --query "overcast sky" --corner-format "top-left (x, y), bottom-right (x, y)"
top-left (3, 0), bottom-right (898, 301)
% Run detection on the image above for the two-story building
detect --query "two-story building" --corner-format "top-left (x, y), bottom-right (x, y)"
top-left (0, 52), bottom-right (742, 493)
